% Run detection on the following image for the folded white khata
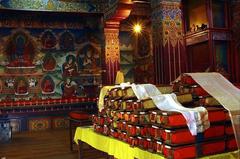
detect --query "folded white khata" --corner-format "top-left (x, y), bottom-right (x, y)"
top-left (186, 72), bottom-right (240, 149)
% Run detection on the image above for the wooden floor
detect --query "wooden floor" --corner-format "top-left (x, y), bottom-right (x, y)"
top-left (0, 129), bottom-right (108, 159)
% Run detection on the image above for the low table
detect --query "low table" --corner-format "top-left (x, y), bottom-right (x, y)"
top-left (74, 127), bottom-right (240, 159)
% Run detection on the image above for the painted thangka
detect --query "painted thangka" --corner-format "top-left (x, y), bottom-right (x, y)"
top-left (119, 30), bottom-right (154, 84)
top-left (119, 31), bottom-right (134, 83)
top-left (0, 12), bottom-right (103, 101)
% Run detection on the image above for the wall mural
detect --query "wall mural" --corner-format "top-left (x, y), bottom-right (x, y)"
top-left (119, 31), bottom-right (134, 83)
top-left (135, 30), bottom-right (154, 84)
top-left (0, 0), bottom-right (100, 12)
top-left (0, 13), bottom-right (103, 101)
top-left (119, 29), bottom-right (154, 84)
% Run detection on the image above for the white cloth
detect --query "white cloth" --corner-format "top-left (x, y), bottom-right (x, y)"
top-left (130, 83), bottom-right (209, 135)
top-left (98, 83), bottom-right (210, 135)
top-left (151, 94), bottom-right (209, 135)
top-left (186, 72), bottom-right (240, 149)
top-left (186, 73), bottom-right (240, 111)
top-left (131, 84), bottom-right (161, 100)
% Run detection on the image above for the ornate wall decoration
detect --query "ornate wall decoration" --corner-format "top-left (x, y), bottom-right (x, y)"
top-left (161, 2), bottom-right (183, 47)
top-left (52, 117), bottom-right (69, 129)
top-left (28, 118), bottom-right (50, 131)
top-left (104, 28), bottom-right (119, 64)
top-left (151, 0), bottom-right (186, 84)
top-left (104, 28), bottom-right (120, 84)
top-left (0, 0), bottom-right (101, 12)
top-left (104, 0), bottom-right (119, 20)
top-left (152, 1), bottom-right (183, 47)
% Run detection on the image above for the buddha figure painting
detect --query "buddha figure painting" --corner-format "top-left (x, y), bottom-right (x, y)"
top-left (137, 35), bottom-right (150, 58)
top-left (15, 78), bottom-right (29, 95)
top-left (59, 31), bottom-right (74, 51)
top-left (78, 45), bottom-right (100, 71)
top-left (6, 33), bottom-right (35, 67)
top-left (62, 55), bottom-right (78, 77)
top-left (41, 30), bottom-right (57, 50)
top-left (61, 78), bottom-right (76, 98)
top-left (42, 54), bottom-right (56, 71)
top-left (41, 75), bottom-right (55, 94)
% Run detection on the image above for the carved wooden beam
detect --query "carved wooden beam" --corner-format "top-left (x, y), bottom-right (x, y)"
top-left (105, 0), bottom-right (133, 28)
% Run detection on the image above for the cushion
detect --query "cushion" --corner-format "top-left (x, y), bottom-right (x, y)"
top-left (68, 111), bottom-right (90, 120)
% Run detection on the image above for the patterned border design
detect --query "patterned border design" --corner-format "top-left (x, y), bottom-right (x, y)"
top-left (29, 118), bottom-right (51, 131)
top-left (104, 28), bottom-right (120, 84)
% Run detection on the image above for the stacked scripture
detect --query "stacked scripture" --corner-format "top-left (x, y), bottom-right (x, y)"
top-left (92, 78), bottom-right (238, 159)
top-left (172, 74), bottom-right (238, 155)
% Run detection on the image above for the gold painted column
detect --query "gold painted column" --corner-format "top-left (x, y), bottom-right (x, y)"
top-left (104, 22), bottom-right (120, 84)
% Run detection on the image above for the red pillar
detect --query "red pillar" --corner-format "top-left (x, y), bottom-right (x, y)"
top-left (151, 0), bottom-right (187, 84)
top-left (104, 22), bottom-right (120, 84)
top-left (232, 1), bottom-right (240, 82)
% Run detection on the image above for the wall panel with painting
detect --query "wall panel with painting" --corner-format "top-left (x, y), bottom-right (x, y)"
top-left (0, 10), bottom-right (103, 103)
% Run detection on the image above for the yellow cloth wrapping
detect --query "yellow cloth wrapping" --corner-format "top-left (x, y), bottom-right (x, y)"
top-left (74, 127), bottom-right (239, 159)
top-left (115, 71), bottom-right (125, 85)
top-left (98, 86), bottom-right (115, 111)
top-left (74, 127), bottom-right (165, 159)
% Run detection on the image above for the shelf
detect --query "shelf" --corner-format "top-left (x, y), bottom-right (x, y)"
top-left (185, 29), bottom-right (231, 46)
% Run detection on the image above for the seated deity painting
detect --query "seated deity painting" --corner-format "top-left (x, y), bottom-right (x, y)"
top-left (77, 44), bottom-right (100, 71)
top-left (6, 32), bottom-right (35, 68)
top-left (41, 30), bottom-right (57, 50)
top-left (61, 78), bottom-right (77, 98)
top-left (14, 78), bottom-right (29, 95)
top-left (62, 55), bottom-right (78, 77)
top-left (42, 54), bottom-right (56, 71)
top-left (137, 34), bottom-right (150, 58)
top-left (59, 31), bottom-right (74, 51)
top-left (41, 75), bottom-right (55, 94)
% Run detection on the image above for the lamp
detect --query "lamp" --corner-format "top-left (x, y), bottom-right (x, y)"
top-left (133, 23), bottom-right (142, 34)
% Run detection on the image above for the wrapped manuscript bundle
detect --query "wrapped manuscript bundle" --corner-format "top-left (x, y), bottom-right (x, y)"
top-left (118, 98), bottom-right (157, 111)
top-left (161, 124), bottom-right (225, 146)
top-left (175, 93), bottom-right (193, 104)
top-left (119, 94), bottom-right (193, 112)
top-left (179, 85), bottom-right (209, 97)
top-left (107, 87), bottom-right (122, 99)
top-left (160, 107), bottom-right (226, 129)
top-left (180, 74), bottom-right (197, 85)
top-left (163, 139), bottom-right (226, 159)
top-left (226, 136), bottom-right (238, 151)
top-left (119, 85), bottom-right (173, 99)
top-left (198, 96), bottom-right (221, 106)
